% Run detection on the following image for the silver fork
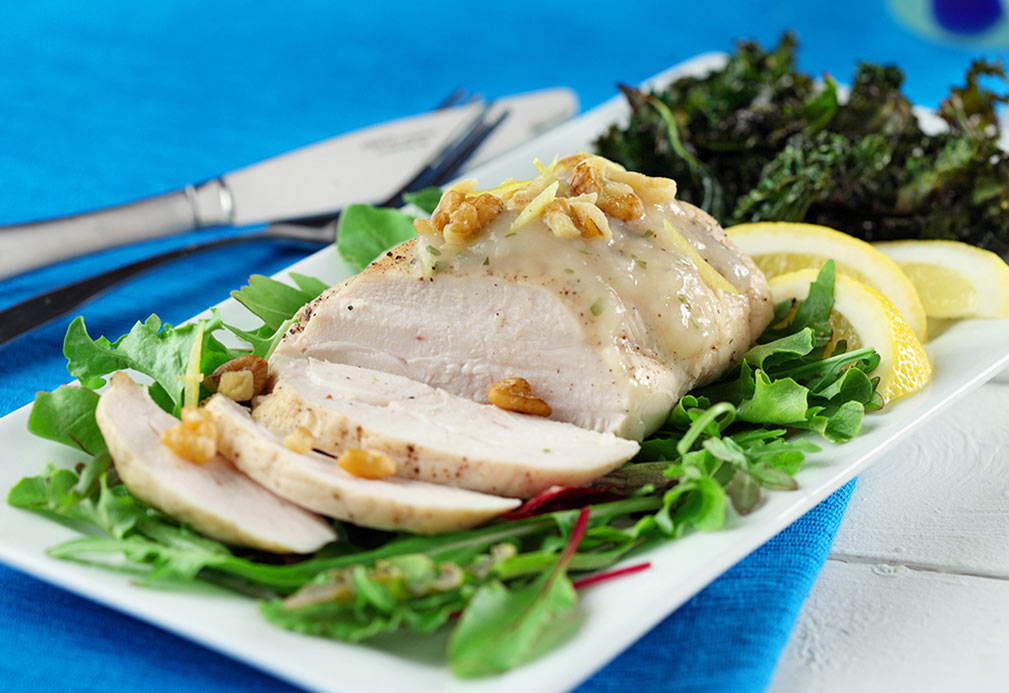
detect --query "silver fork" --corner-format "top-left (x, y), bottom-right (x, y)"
top-left (0, 98), bottom-right (506, 345)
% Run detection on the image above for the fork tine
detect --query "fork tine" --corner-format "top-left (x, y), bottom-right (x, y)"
top-left (434, 87), bottom-right (468, 110)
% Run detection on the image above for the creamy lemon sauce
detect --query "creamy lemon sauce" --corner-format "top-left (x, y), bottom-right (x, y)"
top-left (418, 199), bottom-right (743, 384)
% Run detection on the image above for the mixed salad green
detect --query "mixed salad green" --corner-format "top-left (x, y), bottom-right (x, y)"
top-left (9, 186), bottom-right (878, 676)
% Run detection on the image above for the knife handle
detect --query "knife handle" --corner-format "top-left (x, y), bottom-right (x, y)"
top-left (0, 178), bottom-right (234, 280)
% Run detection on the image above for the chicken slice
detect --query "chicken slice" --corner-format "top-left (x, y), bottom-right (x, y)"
top-left (203, 394), bottom-right (519, 534)
top-left (274, 155), bottom-right (773, 440)
top-left (251, 356), bottom-right (640, 498)
top-left (95, 373), bottom-right (335, 553)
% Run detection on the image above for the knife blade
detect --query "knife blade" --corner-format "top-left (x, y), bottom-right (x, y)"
top-left (0, 88), bottom-right (577, 280)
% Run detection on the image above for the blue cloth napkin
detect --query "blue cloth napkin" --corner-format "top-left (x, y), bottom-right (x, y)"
top-left (0, 1), bottom-right (989, 690)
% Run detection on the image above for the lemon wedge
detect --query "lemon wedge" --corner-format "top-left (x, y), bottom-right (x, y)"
top-left (872, 240), bottom-right (1009, 319)
top-left (769, 269), bottom-right (932, 404)
top-left (726, 222), bottom-right (928, 342)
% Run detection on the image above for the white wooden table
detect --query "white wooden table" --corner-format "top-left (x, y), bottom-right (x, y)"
top-left (768, 366), bottom-right (1009, 692)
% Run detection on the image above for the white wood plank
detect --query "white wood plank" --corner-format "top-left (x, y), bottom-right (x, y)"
top-left (829, 380), bottom-right (1009, 576)
top-left (767, 560), bottom-right (1009, 693)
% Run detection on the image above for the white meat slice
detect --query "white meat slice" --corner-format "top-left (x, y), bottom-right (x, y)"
top-left (252, 356), bottom-right (640, 498)
top-left (203, 394), bottom-right (519, 534)
top-left (95, 373), bottom-right (335, 553)
top-left (274, 164), bottom-right (772, 440)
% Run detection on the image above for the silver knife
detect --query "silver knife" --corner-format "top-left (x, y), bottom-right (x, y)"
top-left (0, 88), bottom-right (578, 280)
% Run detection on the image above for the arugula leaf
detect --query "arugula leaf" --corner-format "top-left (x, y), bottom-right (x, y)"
top-left (27, 386), bottom-right (106, 456)
top-left (761, 260), bottom-right (835, 344)
top-left (230, 274), bottom-right (324, 331)
top-left (336, 204), bottom-right (418, 271)
top-left (8, 463), bottom-right (138, 539)
top-left (798, 400), bottom-right (865, 443)
top-left (63, 314), bottom-right (236, 415)
top-left (287, 272), bottom-right (330, 298)
top-left (221, 274), bottom-right (327, 357)
top-left (220, 316), bottom-right (297, 360)
top-left (743, 328), bottom-right (814, 368)
top-left (737, 370), bottom-right (809, 425)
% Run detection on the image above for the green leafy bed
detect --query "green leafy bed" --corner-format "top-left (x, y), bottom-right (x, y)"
top-left (9, 197), bottom-right (879, 676)
top-left (595, 33), bottom-right (1009, 259)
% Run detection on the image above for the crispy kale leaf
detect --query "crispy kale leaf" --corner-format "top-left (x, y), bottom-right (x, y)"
top-left (596, 35), bottom-right (1009, 259)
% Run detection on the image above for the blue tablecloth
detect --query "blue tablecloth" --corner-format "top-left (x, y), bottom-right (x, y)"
top-left (0, 1), bottom-right (999, 690)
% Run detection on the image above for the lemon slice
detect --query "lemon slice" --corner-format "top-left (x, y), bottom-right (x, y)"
top-left (769, 269), bottom-right (932, 404)
top-left (872, 240), bottom-right (1009, 319)
top-left (726, 222), bottom-right (928, 342)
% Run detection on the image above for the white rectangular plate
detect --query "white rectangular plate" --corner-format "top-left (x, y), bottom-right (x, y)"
top-left (2, 53), bottom-right (1009, 693)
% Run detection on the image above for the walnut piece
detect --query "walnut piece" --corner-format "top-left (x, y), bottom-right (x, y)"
top-left (607, 166), bottom-right (677, 205)
top-left (336, 449), bottom-right (398, 479)
top-left (543, 194), bottom-right (612, 240)
top-left (568, 158), bottom-right (643, 220)
top-left (204, 354), bottom-right (269, 401)
top-left (487, 377), bottom-right (552, 417)
top-left (413, 188), bottom-right (505, 245)
top-left (160, 406), bottom-right (217, 464)
top-left (218, 370), bottom-right (254, 402)
top-left (566, 155), bottom-right (677, 219)
top-left (283, 426), bottom-right (315, 454)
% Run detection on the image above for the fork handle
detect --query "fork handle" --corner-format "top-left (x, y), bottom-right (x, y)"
top-left (0, 178), bottom-right (234, 280)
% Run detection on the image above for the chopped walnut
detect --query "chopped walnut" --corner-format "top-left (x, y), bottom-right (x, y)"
top-left (543, 194), bottom-right (612, 240)
top-left (160, 406), bottom-right (217, 464)
top-left (487, 377), bottom-right (552, 417)
top-left (607, 166), bottom-right (677, 205)
top-left (204, 354), bottom-right (269, 402)
top-left (283, 426), bottom-right (315, 454)
top-left (554, 153), bottom-right (592, 174)
top-left (336, 449), bottom-right (398, 479)
top-left (218, 370), bottom-right (254, 402)
top-left (568, 157), bottom-right (644, 221)
top-left (413, 188), bottom-right (505, 245)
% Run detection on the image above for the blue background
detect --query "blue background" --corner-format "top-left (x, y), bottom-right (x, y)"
top-left (0, 1), bottom-right (1003, 691)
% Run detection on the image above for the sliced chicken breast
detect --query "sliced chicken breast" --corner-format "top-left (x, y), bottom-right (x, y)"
top-left (95, 373), bottom-right (335, 553)
top-left (275, 155), bottom-right (773, 440)
top-left (203, 394), bottom-right (519, 533)
top-left (252, 356), bottom-right (640, 498)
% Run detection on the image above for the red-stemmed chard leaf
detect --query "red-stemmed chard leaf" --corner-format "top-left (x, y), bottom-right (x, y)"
top-left (448, 508), bottom-right (591, 677)
top-left (572, 561), bottom-right (652, 590)
top-left (502, 485), bottom-right (622, 520)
